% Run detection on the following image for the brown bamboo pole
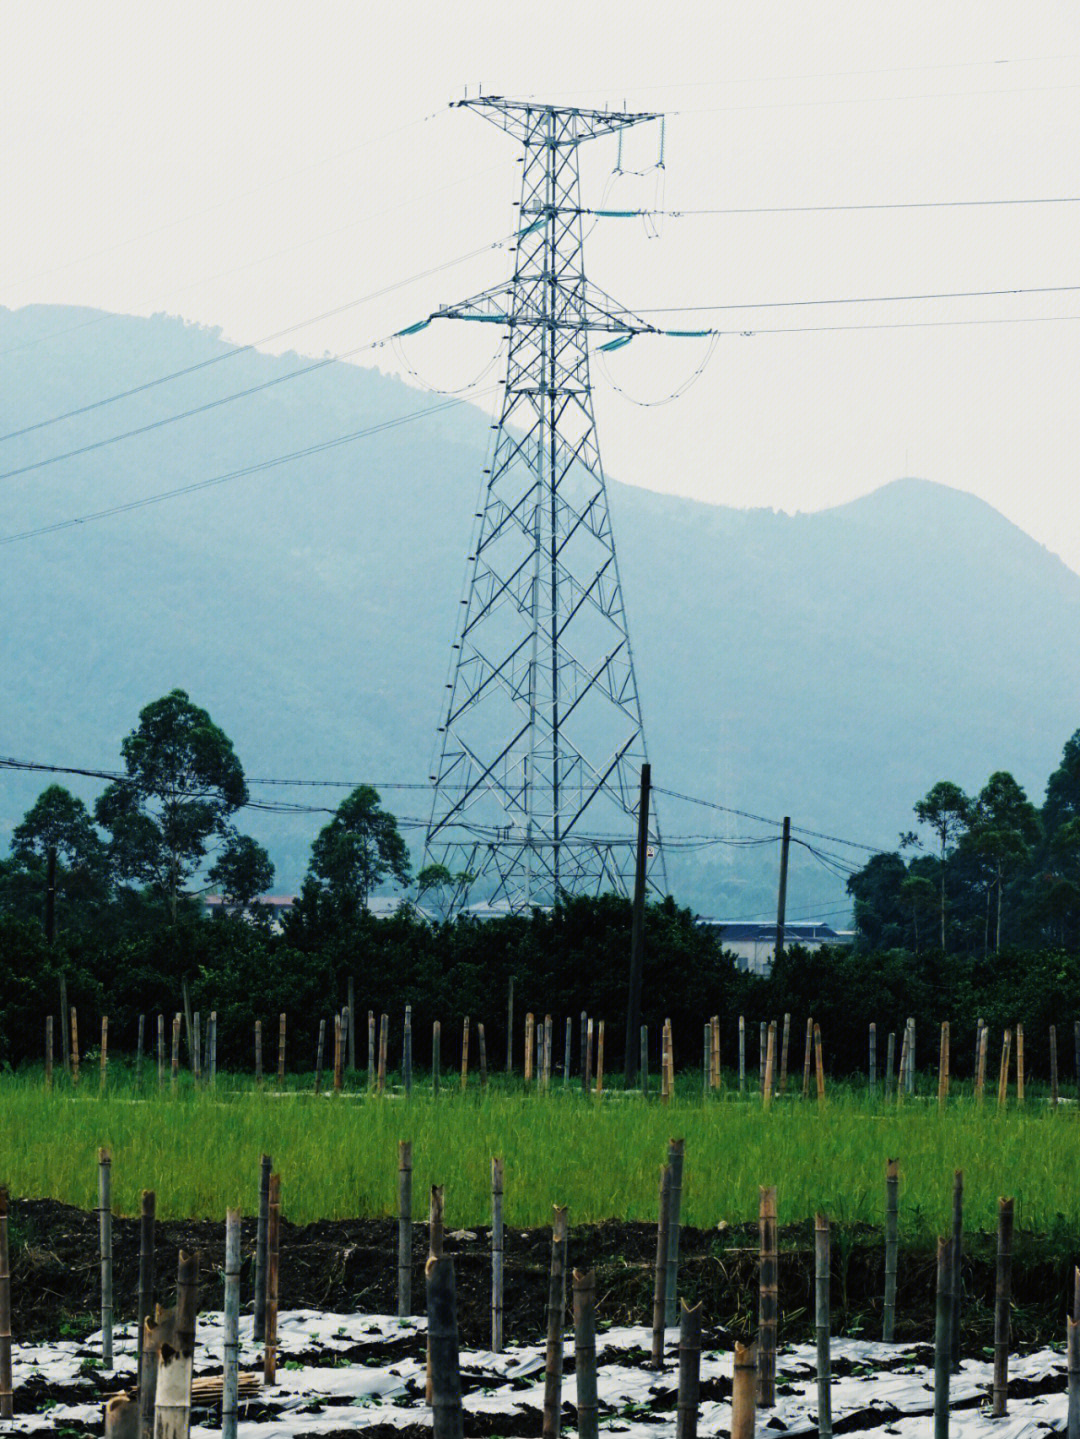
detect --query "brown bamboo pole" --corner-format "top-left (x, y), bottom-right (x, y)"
top-left (71, 1006), bottom-right (80, 1086)
top-left (332, 1014), bottom-right (342, 1092)
top-left (45, 1015), bottom-right (53, 1091)
top-left (802, 1016), bottom-right (813, 1098)
top-left (997, 1029), bottom-right (1012, 1109)
top-left (404, 1005), bottom-right (413, 1097)
top-left (758, 1185), bottom-right (778, 1407)
top-left (491, 1158), bottom-right (504, 1353)
top-left (738, 1014), bottom-right (746, 1093)
top-left (149, 1250), bottom-right (198, 1439)
top-left (263, 1172), bottom-right (281, 1384)
top-left (992, 1196), bottom-right (1014, 1417)
top-left (933, 1236), bottom-right (953, 1439)
top-left (100, 1016), bottom-right (108, 1090)
top-left (814, 1022), bottom-right (826, 1103)
top-left (976, 1023), bottom-right (989, 1105)
top-left (193, 1011), bottom-right (201, 1084)
top-left (543, 1014), bottom-right (552, 1089)
top-left (253, 1018), bottom-right (262, 1088)
top-left (1017, 1023), bottom-right (1025, 1104)
top-left (432, 1020), bottom-right (441, 1095)
top-left (208, 1011), bottom-right (217, 1088)
top-left (252, 1155), bottom-right (272, 1344)
top-left (579, 1011), bottom-right (588, 1090)
top-left (675, 1300), bottom-right (702, 1439)
top-left (525, 1012), bottom-right (535, 1086)
top-left (711, 1015), bottom-right (721, 1091)
top-left (398, 1141), bottom-right (412, 1317)
top-left (702, 1023), bottom-right (711, 1097)
top-left (731, 1342), bottom-right (757, 1439)
top-left (478, 1022), bottom-right (488, 1088)
top-left (99, 1148), bottom-right (113, 1367)
top-left (763, 1022), bottom-right (775, 1109)
top-left (883, 1158), bottom-right (899, 1342)
top-left (0, 1187), bottom-right (11, 1419)
top-left (564, 1016), bottom-right (573, 1084)
top-left (136, 1190), bottom-right (155, 1376)
top-left (665, 1018), bottom-right (675, 1097)
top-left (277, 1013), bottom-right (286, 1089)
top-left (759, 1021), bottom-right (766, 1095)
top-left (897, 1023), bottom-right (909, 1105)
top-left (542, 1205), bottom-right (568, 1439)
top-left (460, 1016), bottom-right (470, 1090)
top-left (368, 1010), bottom-right (376, 1090)
top-left (938, 1021), bottom-right (950, 1109)
top-left (778, 1012), bottom-right (790, 1094)
top-left (426, 1184), bottom-right (445, 1404)
top-left (660, 1021), bottom-right (669, 1102)
top-left (314, 1018), bottom-right (326, 1094)
top-left (885, 1030), bottom-right (895, 1099)
top-left (157, 1013), bottom-right (165, 1088)
top-left (595, 1020), bottom-right (605, 1095)
top-left (815, 1212), bottom-right (832, 1439)
top-left (949, 1170), bottom-right (963, 1372)
top-left (378, 1012), bottom-right (389, 1092)
top-left (650, 1164), bottom-right (671, 1367)
top-left (665, 1138), bottom-right (685, 1327)
top-left (585, 1018), bottom-right (594, 1095)
top-left (572, 1269), bottom-right (598, 1439)
top-left (1068, 1316), bottom-right (1080, 1439)
top-left (1051, 1024), bottom-right (1060, 1106)
top-left (426, 1255), bottom-right (464, 1439)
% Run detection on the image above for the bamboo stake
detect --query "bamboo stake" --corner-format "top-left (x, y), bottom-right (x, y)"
top-left (711, 1015), bottom-right (721, 1091)
top-left (731, 1342), bottom-right (756, 1439)
top-left (665, 1138), bottom-right (685, 1327)
top-left (263, 1173), bottom-right (281, 1384)
top-left (332, 1014), bottom-right (342, 1092)
top-left (802, 1016), bottom-right (813, 1098)
top-left (1069, 1316), bottom-right (1080, 1439)
top-left (252, 1155), bottom-right (271, 1344)
top-left (426, 1256), bottom-right (464, 1439)
top-left (432, 1020), bottom-right (441, 1096)
top-left (564, 1016), bottom-right (572, 1084)
top-left (650, 1164), bottom-right (671, 1367)
top-left (580, 1011), bottom-right (588, 1090)
top-left (779, 1012), bottom-right (790, 1094)
top-left (949, 1170), bottom-right (963, 1372)
top-left (758, 1185), bottom-right (778, 1407)
top-left (222, 1209), bottom-right (240, 1439)
top-left (868, 1021), bottom-right (877, 1098)
top-left (933, 1236), bottom-right (953, 1439)
top-left (1017, 1023), bottom-right (1025, 1103)
top-left (542, 1206), bottom-right (568, 1439)
top-left (136, 1190), bottom-right (155, 1377)
top-left (368, 1010), bottom-right (376, 1090)
top-left (897, 1023), bottom-right (910, 1105)
top-left (702, 1023), bottom-right (710, 1097)
top-left (208, 1011), bottom-right (217, 1088)
top-left (45, 1015), bottom-right (53, 1091)
top-left (491, 1158), bottom-right (504, 1353)
top-left (907, 1017), bottom-right (916, 1093)
top-left (404, 1006), bottom-right (413, 1096)
top-left (99, 1148), bottom-right (113, 1367)
top-left (675, 1300), bottom-right (702, 1439)
top-left (763, 1022), bottom-right (776, 1109)
top-left (759, 1020), bottom-right (766, 1094)
top-left (738, 1014), bottom-right (746, 1094)
top-left (640, 1023), bottom-right (649, 1097)
top-left (525, 1013), bottom-right (535, 1085)
top-left (254, 1018), bottom-right (262, 1088)
top-left (886, 1031), bottom-right (895, 1099)
top-left (992, 1197), bottom-right (1013, 1417)
top-left (149, 1250), bottom-right (198, 1439)
top-left (276, 1013), bottom-right (286, 1089)
top-left (815, 1212), bottom-right (832, 1439)
top-left (314, 1019), bottom-right (326, 1094)
top-left (100, 1015), bottom-right (109, 1090)
top-left (572, 1270), bottom-right (598, 1439)
top-left (814, 1022), bottom-right (826, 1102)
top-left (378, 1012), bottom-right (389, 1092)
top-left (460, 1016), bottom-right (470, 1090)
top-left (975, 1023), bottom-right (988, 1105)
top-left (543, 1015), bottom-right (552, 1089)
top-left (595, 1020), bottom-right (604, 1095)
top-left (71, 1006), bottom-right (80, 1086)
top-left (585, 1017), bottom-right (594, 1095)
top-left (974, 1018), bottom-right (983, 1077)
top-left (938, 1021), bottom-right (949, 1109)
top-left (883, 1158), bottom-right (899, 1342)
top-left (665, 1018), bottom-right (675, 1097)
top-left (997, 1029), bottom-right (1012, 1109)
top-left (171, 1012), bottom-right (181, 1088)
top-left (0, 1188), bottom-right (11, 1419)
top-left (478, 1021), bottom-right (488, 1087)
top-left (398, 1141), bottom-right (413, 1318)
top-left (193, 1011), bottom-right (200, 1084)
top-left (1051, 1024), bottom-right (1060, 1106)
top-left (157, 1013), bottom-right (164, 1088)
top-left (426, 1185), bottom-right (444, 1404)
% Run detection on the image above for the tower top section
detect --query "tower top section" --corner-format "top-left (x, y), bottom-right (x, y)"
top-left (452, 95), bottom-right (661, 145)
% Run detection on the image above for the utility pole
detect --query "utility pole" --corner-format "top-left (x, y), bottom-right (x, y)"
top-left (423, 98), bottom-right (666, 913)
top-left (624, 763), bottom-right (651, 1087)
top-left (774, 817), bottom-right (791, 966)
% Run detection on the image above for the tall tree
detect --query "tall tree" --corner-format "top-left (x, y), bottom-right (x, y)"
top-left (903, 781), bottom-right (971, 950)
top-left (95, 689), bottom-right (248, 919)
top-left (10, 784), bottom-right (108, 927)
top-left (306, 785), bottom-right (411, 917)
top-left (964, 771), bottom-right (1040, 952)
top-left (207, 832), bottom-right (275, 909)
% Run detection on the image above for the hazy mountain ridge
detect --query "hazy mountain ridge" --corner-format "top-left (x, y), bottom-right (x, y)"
top-left (3, 305), bottom-right (1079, 916)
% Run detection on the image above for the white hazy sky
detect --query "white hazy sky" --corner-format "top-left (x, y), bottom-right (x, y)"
top-left (4, 1), bottom-right (1080, 566)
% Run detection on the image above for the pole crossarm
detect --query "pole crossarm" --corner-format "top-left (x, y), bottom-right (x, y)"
top-left (452, 96), bottom-right (660, 145)
top-left (431, 282), bottom-right (659, 336)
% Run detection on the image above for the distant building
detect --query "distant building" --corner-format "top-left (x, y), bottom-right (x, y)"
top-left (697, 919), bottom-right (854, 976)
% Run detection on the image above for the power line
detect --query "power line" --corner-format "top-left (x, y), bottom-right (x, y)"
top-left (593, 196), bottom-right (1080, 217)
top-left (653, 785), bottom-right (885, 854)
top-left (634, 283), bottom-right (1080, 315)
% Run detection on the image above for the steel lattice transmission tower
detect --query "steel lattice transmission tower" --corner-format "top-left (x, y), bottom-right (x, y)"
top-left (423, 97), bottom-right (666, 912)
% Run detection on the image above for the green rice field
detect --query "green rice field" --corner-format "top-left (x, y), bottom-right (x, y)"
top-left (1, 1068), bottom-right (1076, 1238)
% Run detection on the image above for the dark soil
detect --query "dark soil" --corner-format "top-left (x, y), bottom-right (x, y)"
top-left (7, 1198), bottom-right (1077, 1353)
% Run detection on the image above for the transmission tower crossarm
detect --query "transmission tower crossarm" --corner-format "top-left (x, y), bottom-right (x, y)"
top-left (451, 95), bottom-right (659, 143)
top-left (429, 282), bottom-right (658, 335)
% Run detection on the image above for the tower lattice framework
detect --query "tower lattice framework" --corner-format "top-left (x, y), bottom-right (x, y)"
top-left (424, 97), bottom-right (666, 912)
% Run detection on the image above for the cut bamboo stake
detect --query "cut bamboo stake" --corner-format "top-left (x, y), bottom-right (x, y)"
top-left (580, 1011), bottom-right (588, 1090)
top-left (460, 1016), bottom-right (470, 1090)
top-left (398, 1141), bottom-right (413, 1317)
top-left (883, 1159), bottom-right (899, 1342)
top-left (933, 1236), bottom-right (953, 1439)
top-left (665, 1018), bottom-right (675, 1098)
top-left (950, 1170), bottom-right (963, 1372)
top-left (1069, 1316), bottom-right (1080, 1439)
top-left (738, 1015), bottom-right (746, 1094)
top-left (897, 1023), bottom-right (910, 1105)
top-left (209, 1012), bottom-right (217, 1088)
top-left (542, 1206), bottom-right (568, 1439)
top-left (572, 1269), bottom-right (598, 1439)
top-left (263, 1173), bottom-right (281, 1384)
top-left (0, 1187), bottom-right (11, 1419)
top-left (252, 1155), bottom-right (272, 1344)
top-left (100, 1016), bottom-right (109, 1090)
top-left (148, 1250), bottom-right (199, 1439)
top-left (222, 1209), bottom-right (240, 1439)
top-left (1051, 1024), bottom-right (1060, 1106)
top-left (938, 1022), bottom-right (950, 1109)
top-left (907, 1017), bottom-right (916, 1093)
top-left (525, 1013), bottom-right (535, 1086)
top-left (992, 1196), bottom-right (1014, 1417)
top-left (731, 1342), bottom-right (756, 1439)
top-left (759, 1020), bottom-right (766, 1094)
top-left (711, 1015), bottom-right (721, 1092)
top-left (802, 1017), bottom-right (813, 1098)
top-left (758, 1185), bottom-right (778, 1407)
top-left (171, 1013), bottom-right (181, 1088)
top-left (975, 1024), bottom-right (988, 1105)
top-left (432, 1021), bottom-right (441, 1096)
top-left (763, 1022), bottom-right (776, 1109)
top-left (193, 1011), bottom-right (200, 1084)
top-left (886, 1031), bottom-right (895, 1099)
top-left (585, 1018), bottom-right (594, 1095)
top-left (650, 1165), bottom-right (671, 1367)
top-left (702, 1023), bottom-right (710, 1097)
top-left (403, 1006), bottom-right (413, 1097)
top-left (157, 1014), bottom-right (164, 1088)
top-left (665, 1138), bottom-right (685, 1327)
top-left (71, 1006), bottom-right (80, 1086)
top-left (814, 1023), bottom-right (826, 1103)
top-left (277, 1013), bottom-right (286, 1089)
top-left (99, 1148), bottom-right (113, 1367)
top-left (779, 1012), bottom-right (790, 1094)
top-left (45, 1015), bottom-right (53, 1090)
top-left (640, 1024), bottom-right (649, 1097)
top-left (675, 1300), bottom-right (702, 1439)
top-left (478, 1022), bottom-right (488, 1088)
top-left (543, 1015), bottom-right (552, 1089)
top-left (426, 1186), bottom-right (445, 1404)
top-left (564, 1017), bottom-right (572, 1084)
top-left (997, 1029), bottom-right (1012, 1109)
top-left (426, 1256), bottom-right (464, 1439)
top-left (368, 1010), bottom-right (376, 1090)
top-left (868, 1021), bottom-right (877, 1098)
top-left (332, 1015), bottom-right (342, 1092)
top-left (491, 1158), bottom-right (504, 1353)
top-left (254, 1019), bottom-right (262, 1088)
top-left (595, 1021), bottom-right (605, 1095)
top-left (378, 1013), bottom-right (388, 1093)
top-left (136, 1191), bottom-right (155, 1378)
top-left (1017, 1023), bottom-right (1025, 1104)
top-left (314, 1019), bottom-right (326, 1094)
top-left (815, 1212), bottom-right (832, 1439)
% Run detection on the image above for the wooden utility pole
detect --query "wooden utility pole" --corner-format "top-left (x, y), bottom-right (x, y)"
top-left (774, 817), bottom-right (790, 965)
top-left (624, 763), bottom-right (651, 1087)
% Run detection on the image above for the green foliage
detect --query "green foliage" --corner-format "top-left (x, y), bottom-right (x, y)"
top-left (303, 785), bottom-right (410, 918)
top-left (207, 833), bottom-right (275, 906)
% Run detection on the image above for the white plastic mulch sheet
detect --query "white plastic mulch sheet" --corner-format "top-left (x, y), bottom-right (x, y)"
top-left (0, 1311), bottom-right (1071, 1437)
